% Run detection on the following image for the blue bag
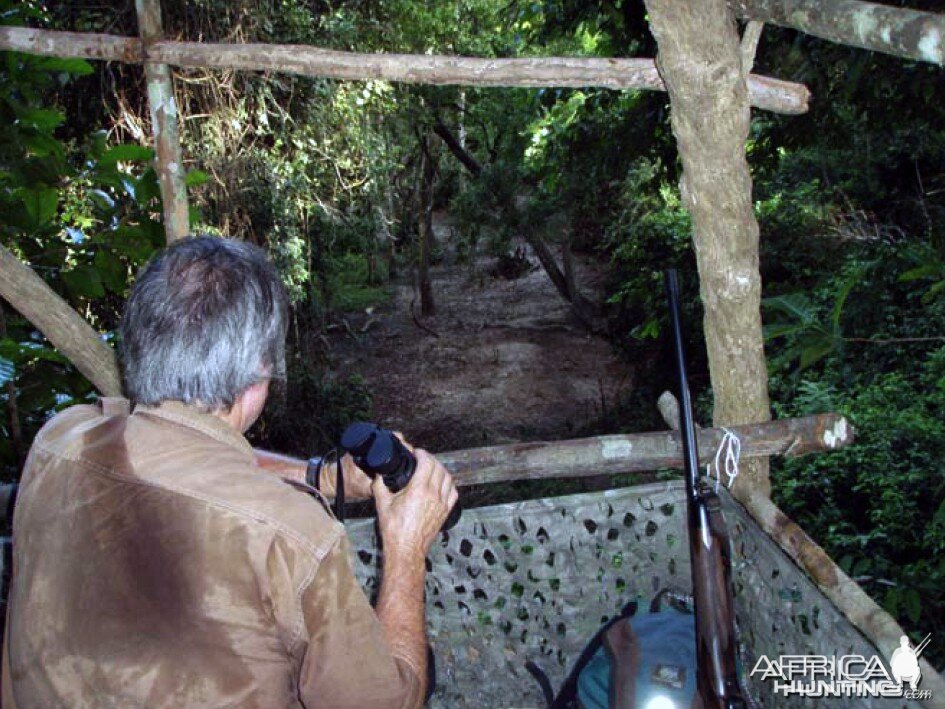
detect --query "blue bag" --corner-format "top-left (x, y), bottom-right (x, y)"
top-left (577, 605), bottom-right (697, 709)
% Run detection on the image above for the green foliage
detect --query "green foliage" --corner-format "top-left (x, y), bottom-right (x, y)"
top-left (0, 1), bottom-right (166, 479)
top-left (772, 353), bottom-right (945, 651)
top-left (329, 252), bottom-right (390, 311)
top-left (604, 157), bottom-right (694, 340)
top-left (900, 244), bottom-right (945, 304)
top-left (763, 260), bottom-right (869, 371)
top-left (766, 237), bottom-right (945, 662)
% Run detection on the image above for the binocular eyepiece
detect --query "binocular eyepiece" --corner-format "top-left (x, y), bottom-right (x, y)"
top-left (340, 422), bottom-right (460, 531)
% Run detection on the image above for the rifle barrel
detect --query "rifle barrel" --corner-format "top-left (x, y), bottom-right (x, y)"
top-left (664, 269), bottom-right (700, 501)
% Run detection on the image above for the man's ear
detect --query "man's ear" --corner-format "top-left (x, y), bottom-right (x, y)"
top-left (236, 378), bottom-right (271, 432)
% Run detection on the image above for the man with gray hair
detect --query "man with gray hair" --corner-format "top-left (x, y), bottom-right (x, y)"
top-left (2, 235), bottom-right (457, 707)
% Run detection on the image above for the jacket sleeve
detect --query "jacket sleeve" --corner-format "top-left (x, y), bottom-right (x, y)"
top-left (294, 534), bottom-right (424, 709)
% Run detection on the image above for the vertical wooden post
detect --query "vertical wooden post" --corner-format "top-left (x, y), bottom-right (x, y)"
top-left (135, 0), bottom-right (189, 243)
top-left (643, 0), bottom-right (773, 501)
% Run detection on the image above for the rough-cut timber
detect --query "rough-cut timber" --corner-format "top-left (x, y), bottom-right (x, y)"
top-left (732, 0), bottom-right (945, 66)
top-left (746, 494), bottom-right (945, 709)
top-left (644, 0), bottom-right (773, 501)
top-left (436, 414), bottom-right (852, 487)
top-left (0, 245), bottom-right (122, 397)
top-left (0, 27), bottom-right (810, 115)
top-left (135, 0), bottom-right (189, 242)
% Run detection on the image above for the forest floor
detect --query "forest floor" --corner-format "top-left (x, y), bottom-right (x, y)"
top-left (329, 211), bottom-right (634, 454)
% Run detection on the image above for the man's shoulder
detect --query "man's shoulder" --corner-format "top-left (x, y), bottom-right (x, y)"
top-left (32, 402), bottom-right (105, 445)
top-left (25, 402), bottom-right (345, 563)
top-left (193, 460), bottom-right (346, 562)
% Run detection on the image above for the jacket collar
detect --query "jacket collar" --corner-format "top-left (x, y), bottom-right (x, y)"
top-left (132, 400), bottom-right (255, 462)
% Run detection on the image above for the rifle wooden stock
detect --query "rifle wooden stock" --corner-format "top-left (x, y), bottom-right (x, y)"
top-left (665, 269), bottom-right (748, 708)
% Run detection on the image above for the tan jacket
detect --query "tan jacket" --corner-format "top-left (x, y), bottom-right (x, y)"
top-left (1, 399), bottom-right (421, 708)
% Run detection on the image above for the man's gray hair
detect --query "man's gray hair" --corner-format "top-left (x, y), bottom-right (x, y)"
top-left (120, 235), bottom-right (289, 410)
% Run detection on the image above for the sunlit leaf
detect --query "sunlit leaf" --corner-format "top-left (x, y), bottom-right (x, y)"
top-left (98, 144), bottom-right (155, 166)
top-left (35, 57), bottom-right (94, 76)
top-left (185, 169), bottom-right (210, 187)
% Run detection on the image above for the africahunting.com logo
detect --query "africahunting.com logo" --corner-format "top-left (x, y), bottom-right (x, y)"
top-left (750, 634), bottom-right (933, 700)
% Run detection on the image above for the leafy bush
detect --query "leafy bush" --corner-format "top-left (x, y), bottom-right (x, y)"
top-left (767, 240), bottom-right (945, 663)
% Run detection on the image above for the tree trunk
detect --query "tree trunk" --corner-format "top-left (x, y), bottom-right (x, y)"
top-left (731, 0), bottom-right (945, 66)
top-left (0, 244), bottom-right (122, 397)
top-left (433, 118), bottom-right (482, 177)
top-left (644, 0), bottom-right (773, 501)
top-left (135, 0), bottom-right (189, 242)
top-left (418, 137), bottom-right (436, 317)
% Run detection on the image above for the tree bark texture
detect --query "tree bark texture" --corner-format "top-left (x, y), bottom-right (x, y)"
top-left (0, 245), bottom-right (122, 397)
top-left (135, 0), bottom-right (189, 242)
top-left (644, 0), bottom-right (773, 501)
top-left (732, 0), bottom-right (945, 66)
top-left (0, 27), bottom-right (810, 115)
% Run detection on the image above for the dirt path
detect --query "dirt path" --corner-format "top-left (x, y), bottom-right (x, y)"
top-left (329, 213), bottom-right (633, 453)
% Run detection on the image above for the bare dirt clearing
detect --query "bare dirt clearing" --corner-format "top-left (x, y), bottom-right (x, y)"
top-left (330, 213), bottom-right (633, 453)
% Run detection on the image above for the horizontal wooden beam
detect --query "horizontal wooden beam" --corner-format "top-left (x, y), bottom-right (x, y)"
top-left (0, 244), bottom-right (122, 397)
top-left (731, 0), bottom-right (945, 65)
top-left (0, 26), bottom-right (810, 115)
top-left (439, 413), bottom-right (852, 487)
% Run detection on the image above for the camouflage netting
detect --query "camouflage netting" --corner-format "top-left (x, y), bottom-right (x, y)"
top-left (345, 481), bottom-right (919, 708)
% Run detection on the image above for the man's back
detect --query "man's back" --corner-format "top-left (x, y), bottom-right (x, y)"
top-left (2, 399), bottom-right (420, 708)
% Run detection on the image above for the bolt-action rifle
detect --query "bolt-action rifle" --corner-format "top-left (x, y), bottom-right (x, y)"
top-left (665, 269), bottom-right (749, 709)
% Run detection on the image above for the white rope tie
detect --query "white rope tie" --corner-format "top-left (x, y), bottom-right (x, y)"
top-left (707, 427), bottom-right (741, 492)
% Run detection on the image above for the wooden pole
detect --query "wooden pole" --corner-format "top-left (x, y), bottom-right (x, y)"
top-left (732, 0), bottom-right (945, 66)
top-left (0, 27), bottom-right (810, 116)
top-left (134, 0), bottom-right (189, 243)
top-left (436, 413), bottom-right (852, 487)
top-left (0, 245), bottom-right (122, 397)
top-left (644, 0), bottom-right (774, 502)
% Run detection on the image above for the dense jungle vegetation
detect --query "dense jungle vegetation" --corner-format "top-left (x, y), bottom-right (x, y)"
top-left (2, 0), bottom-right (944, 663)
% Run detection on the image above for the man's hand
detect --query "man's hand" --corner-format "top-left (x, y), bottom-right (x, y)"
top-left (372, 442), bottom-right (457, 699)
top-left (372, 447), bottom-right (458, 562)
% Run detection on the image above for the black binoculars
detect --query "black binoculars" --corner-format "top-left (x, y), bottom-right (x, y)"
top-left (340, 422), bottom-right (461, 531)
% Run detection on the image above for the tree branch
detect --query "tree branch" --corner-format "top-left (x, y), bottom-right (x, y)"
top-left (730, 0), bottom-right (945, 66)
top-left (0, 26), bottom-right (810, 115)
top-left (0, 244), bottom-right (122, 397)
